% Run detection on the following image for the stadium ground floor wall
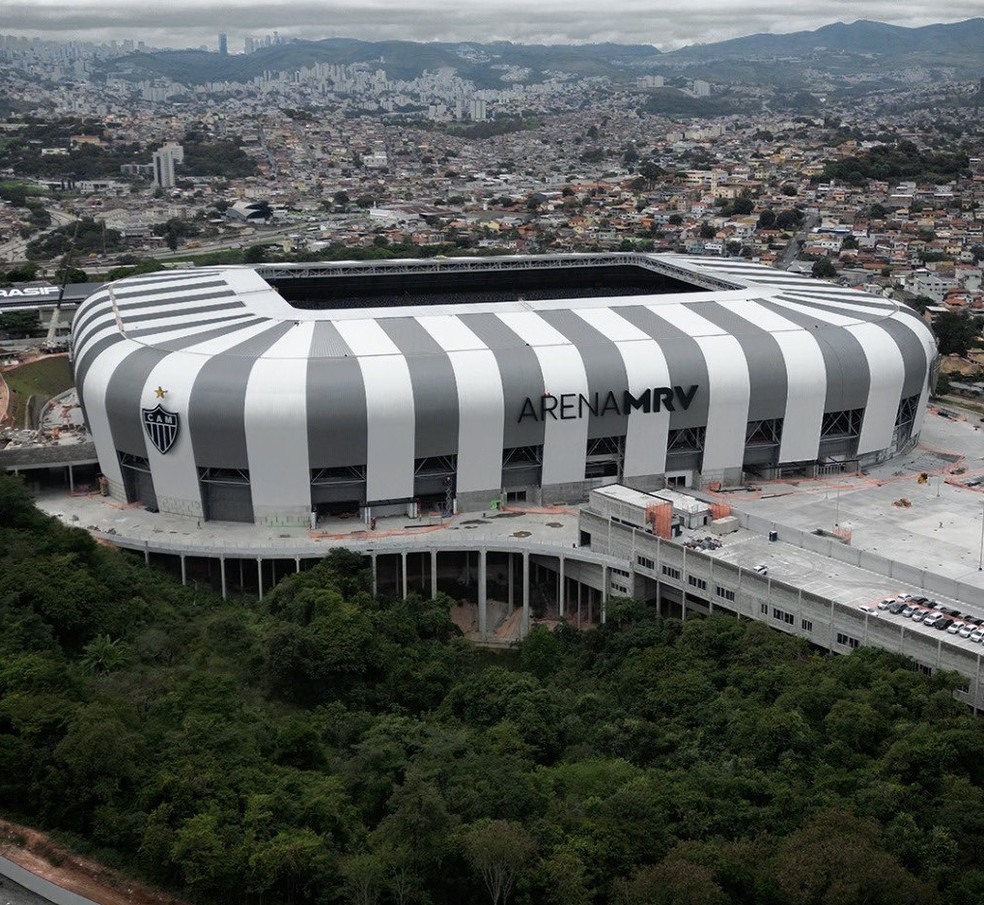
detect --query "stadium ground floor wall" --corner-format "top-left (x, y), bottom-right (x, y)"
top-left (92, 427), bottom-right (922, 526)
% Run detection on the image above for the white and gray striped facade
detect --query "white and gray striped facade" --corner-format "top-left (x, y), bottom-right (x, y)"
top-left (70, 254), bottom-right (937, 526)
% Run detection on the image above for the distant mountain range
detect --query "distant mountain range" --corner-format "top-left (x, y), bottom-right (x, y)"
top-left (102, 18), bottom-right (984, 90)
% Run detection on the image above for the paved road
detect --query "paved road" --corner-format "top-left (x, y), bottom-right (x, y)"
top-left (777, 213), bottom-right (819, 270)
top-left (0, 872), bottom-right (59, 905)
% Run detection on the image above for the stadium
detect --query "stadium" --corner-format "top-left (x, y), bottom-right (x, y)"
top-left (70, 253), bottom-right (938, 526)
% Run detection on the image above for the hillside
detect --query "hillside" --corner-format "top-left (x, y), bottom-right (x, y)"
top-left (2, 472), bottom-right (984, 904)
top-left (99, 19), bottom-right (984, 89)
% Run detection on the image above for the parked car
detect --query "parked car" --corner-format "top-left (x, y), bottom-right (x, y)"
top-left (902, 606), bottom-right (917, 617)
top-left (912, 609), bottom-right (929, 622)
top-left (958, 624), bottom-right (975, 638)
top-left (970, 629), bottom-right (984, 643)
top-left (936, 618), bottom-right (954, 631)
top-left (889, 602), bottom-right (907, 615)
top-left (923, 612), bottom-right (942, 627)
top-left (946, 622), bottom-right (964, 634)
top-left (878, 598), bottom-right (895, 610)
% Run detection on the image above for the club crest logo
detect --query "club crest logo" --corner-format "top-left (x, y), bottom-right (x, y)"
top-left (142, 404), bottom-right (179, 455)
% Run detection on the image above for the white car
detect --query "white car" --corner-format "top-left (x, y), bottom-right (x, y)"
top-left (959, 624), bottom-right (976, 638)
top-left (970, 629), bottom-right (984, 643)
top-left (859, 605), bottom-right (877, 615)
top-left (946, 622), bottom-right (964, 635)
top-left (878, 598), bottom-right (894, 610)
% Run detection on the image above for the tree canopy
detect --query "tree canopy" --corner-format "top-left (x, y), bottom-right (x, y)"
top-left (0, 472), bottom-right (983, 905)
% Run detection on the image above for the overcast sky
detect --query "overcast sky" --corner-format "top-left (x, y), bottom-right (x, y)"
top-left (3, 0), bottom-right (981, 52)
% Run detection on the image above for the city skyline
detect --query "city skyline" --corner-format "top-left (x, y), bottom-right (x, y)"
top-left (3, 1), bottom-right (982, 52)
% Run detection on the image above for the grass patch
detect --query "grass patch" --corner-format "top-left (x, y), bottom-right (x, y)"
top-left (3, 355), bottom-right (73, 429)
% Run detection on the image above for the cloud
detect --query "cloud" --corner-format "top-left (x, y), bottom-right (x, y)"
top-left (2, 0), bottom-right (981, 50)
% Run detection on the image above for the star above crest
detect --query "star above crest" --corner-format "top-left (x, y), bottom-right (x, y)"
top-left (154, 386), bottom-right (167, 399)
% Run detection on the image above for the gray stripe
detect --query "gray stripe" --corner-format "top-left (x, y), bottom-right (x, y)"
top-left (110, 277), bottom-right (229, 299)
top-left (457, 313), bottom-right (546, 449)
top-left (695, 302), bottom-right (787, 422)
top-left (307, 322), bottom-right (368, 468)
top-left (119, 300), bottom-right (246, 327)
top-left (756, 299), bottom-right (870, 412)
top-left (614, 306), bottom-right (710, 430)
top-left (378, 318), bottom-right (459, 458)
top-left (114, 289), bottom-right (238, 313)
top-left (72, 324), bottom-right (126, 382)
top-left (775, 297), bottom-right (928, 399)
top-left (124, 313), bottom-right (257, 341)
top-left (189, 323), bottom-right (294, 469)
top-left (537, 310), bottom-right (629, 440)
top-left (104, 347), bottom-right (172, 456)
top-left (74, 334), bottom-right (127, 423)
top-left (783, 284), bottom-right (896, 309)
top-left (147, 317), bottom-right (268, 351)
top-left (72, 291), bottom-right (110, 323)
top-left (74, 301), bottom-right (116, 344)
top-left (75, 314), bottom-right (120, 359)
top-left (114, 270), bottom-right (222, 286)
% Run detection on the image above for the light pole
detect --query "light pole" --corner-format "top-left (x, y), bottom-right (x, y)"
top-left (979, 500), bottom-right (984, 572)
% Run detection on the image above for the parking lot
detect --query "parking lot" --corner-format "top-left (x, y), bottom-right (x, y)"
top-left (857, 594), bottom-right (984, 654)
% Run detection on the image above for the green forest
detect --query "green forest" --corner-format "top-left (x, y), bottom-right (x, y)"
top-left (2, 471), bottom-right (984, 905)
top-left (823, 142), bottom-right (969, 186)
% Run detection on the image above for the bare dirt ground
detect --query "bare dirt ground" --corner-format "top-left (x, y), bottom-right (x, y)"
top-left (0, 372), bottom-right (9, 424)
top-left (0, 818), bottom-right (188, 905)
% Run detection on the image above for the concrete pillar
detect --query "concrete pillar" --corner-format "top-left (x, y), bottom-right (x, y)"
top-left (180, 555), bottom-right (187, 586)
top-left (478, 549), bottom-right (488, 638)
top-left (295, 556), bottom-right (301, 573)
top-left (68, 463), bottom-right (74, 494)
top-left (401, 552), bottom-right (408, 601)
top-left (975, 654), bottom-right (981, 715)
top-left (220, 557), bottom-right (227, 600)
top-left (681, 546), bottom-right (687, 622)
top-left (577, 580), bottom-right (582, 628)
top-left (430, 550), bottom-right (438, 600)
top-left (521, 552), bottom-right (530, 639)
top-left (601, 565), bottom-right (608, 625)
top-left (558, 555), bottom-right (566, 618)
top-left (507, 554), bottom-right (514, 608)
top-left (371, 553), bottom-right (378, 597)
top-left (257, 557), bottom-right (264, 599)
top-left (144, 541), bottom-right (149, 565)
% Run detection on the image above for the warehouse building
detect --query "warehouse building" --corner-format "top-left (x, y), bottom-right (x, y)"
top-left (70, 253), bottom-right (937, 526)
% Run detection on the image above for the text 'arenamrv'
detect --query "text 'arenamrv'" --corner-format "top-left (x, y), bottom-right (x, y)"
top-left (518, 385), bottom-right (699, 422)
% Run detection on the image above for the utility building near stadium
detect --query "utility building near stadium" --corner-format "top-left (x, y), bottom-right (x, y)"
top-left (70, 254), bottom-right (937, 526)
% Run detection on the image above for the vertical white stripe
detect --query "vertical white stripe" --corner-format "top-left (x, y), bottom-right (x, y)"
top-left (496, 311), bottom-right (588, 486)
top-left (646, 305), bottom-right (750, 474)
top-left (848, 323), bottom-right (906, 455)
top-left (138, 320), bottom-right (283, 519)
top-left (244, 322), bottom-right (316, 524)
top-left (79, 341), bottom-right (137, 498)
top-left (334, 319), bottom-right (415, 502)
top-left (890, 312), bottom-right (936, 440)
top-left (416, 315), bottom-right (504, 494)
top-left (716, 300), bottom-right (826, 463)
top-left (574, 308), bottom-right (671, 478)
